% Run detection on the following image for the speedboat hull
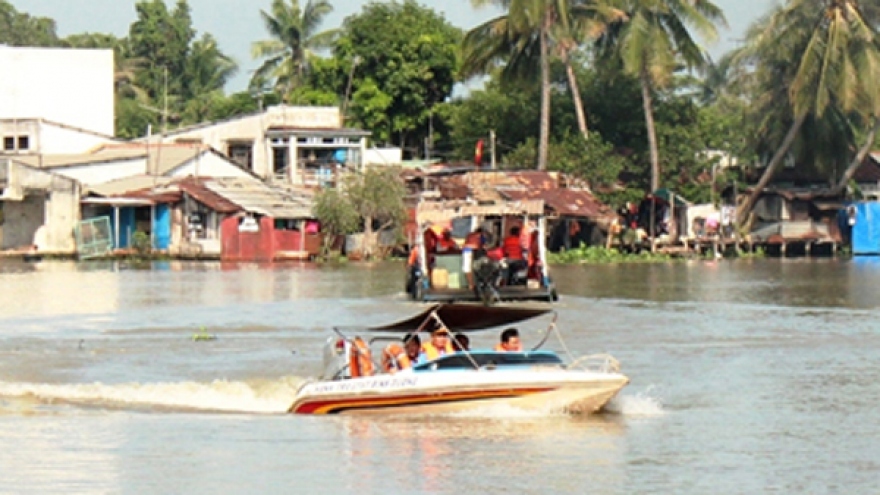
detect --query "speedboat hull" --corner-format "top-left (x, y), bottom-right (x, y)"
top-left (289, 369), bottom-right (628, 415)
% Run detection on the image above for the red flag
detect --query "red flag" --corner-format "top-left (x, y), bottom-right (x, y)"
top-left (474, 139), bottom-right (484, 166)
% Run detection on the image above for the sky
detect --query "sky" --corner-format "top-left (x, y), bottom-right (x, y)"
top-left (10, 0), bottom-right (773, 93)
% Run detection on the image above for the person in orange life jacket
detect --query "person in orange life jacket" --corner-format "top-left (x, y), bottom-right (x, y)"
top-left (502, 226), bottom-right (525, 260)
top-left (419, 326), bottom-right (455, 363)
top-left (502, 226), bottom-right (528, 285)
top-left (494, 328), bottom-right (523, 352)
top-left (382, 333), bottom-right (421, 373)
top-left (435, 228), bottom-right (459, 253)
top-left (462, 227), bottom-right (486, 290)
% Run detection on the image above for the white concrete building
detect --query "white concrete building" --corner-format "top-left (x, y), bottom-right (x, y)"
top-left (0, 159), bottom-right (80, 254)
top-left (153, 105), bottom-right (370, 186)
top-left (0, 118), bottom-right (119, 156)
top-left (0, 46), bottom-right (115, 137)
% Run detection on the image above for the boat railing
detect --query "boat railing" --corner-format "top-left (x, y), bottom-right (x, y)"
top-left (566, 353), bottom-right (621, 374)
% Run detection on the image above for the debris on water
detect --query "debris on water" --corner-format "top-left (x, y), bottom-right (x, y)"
top-left (192, 327), bottom-right (217, 342)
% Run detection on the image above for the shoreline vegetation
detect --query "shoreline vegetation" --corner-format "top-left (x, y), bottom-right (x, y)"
top-left (1, 245), bottom-right (772, 265)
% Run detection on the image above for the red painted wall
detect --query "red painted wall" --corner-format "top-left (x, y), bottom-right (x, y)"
top-left (221, 217), bottom-right (322, 261)
top-left (221, 216), bottom-right (273, 262)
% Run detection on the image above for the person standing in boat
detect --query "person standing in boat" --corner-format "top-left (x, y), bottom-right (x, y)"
top-left (419, 326), bottom-right (455, 362)
top-left (494, 328), bottom-right (523, 352)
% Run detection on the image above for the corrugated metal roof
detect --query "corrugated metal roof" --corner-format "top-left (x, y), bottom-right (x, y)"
top-left (176, 178), bottom-right (240, 213)
top-left (202, 178), bottom-right (315, 219)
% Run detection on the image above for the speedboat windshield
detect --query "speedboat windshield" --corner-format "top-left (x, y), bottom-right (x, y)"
top-left (411, 350), bottom-right (563, 371)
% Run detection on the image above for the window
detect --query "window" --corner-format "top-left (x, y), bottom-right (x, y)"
top-left (272, 147), bottom-right (288, 177)
top-left (3, 137), bottom-right (13, 151)
top-left (227, 142), bottom-right (253, 170)
top-left (17, 136), bottom-right (29, 150)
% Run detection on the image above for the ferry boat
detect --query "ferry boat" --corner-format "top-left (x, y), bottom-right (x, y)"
top-left (405, 199), bottom-right (559, 305)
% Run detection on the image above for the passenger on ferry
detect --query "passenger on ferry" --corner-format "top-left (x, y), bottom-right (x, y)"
top-left (436, 228), bottom-right (460, 254)
top-left (462, 227), bottom-right (485, 290)
top-left (502, 226), bottom-right (525, 261)
top-left (502, 226), bottom-right (528, 284)
top-left (381, 333), bottom-right (421, 373)
top-left (452, 332), bottom-right (470, 352)
top-left (494, 328), bottom-right (523, 352)
top-left (420, 325), bottom-right (455, 362)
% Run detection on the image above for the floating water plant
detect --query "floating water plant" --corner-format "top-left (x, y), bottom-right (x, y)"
top-left (192, 326), bottom-right (217, 342)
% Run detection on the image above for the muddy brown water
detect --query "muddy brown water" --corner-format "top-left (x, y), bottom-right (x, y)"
top-left (1, 258), bottom-right (877, 493)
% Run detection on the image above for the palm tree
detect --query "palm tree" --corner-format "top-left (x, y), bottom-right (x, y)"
top-left (183, 34), bottom-right (239, 122)
top-left (251, 0), bottom-right (338, 101)
top-left (463, 0), bottom-right (553, 170)
top-left (464, 0), bottom-right (622, 169)
top-left (735, 0), bottom-right (880, 224)
top-left (597, 0), bottom-right (726, 192)
top-left (557, 2), bottom-right (627, 138)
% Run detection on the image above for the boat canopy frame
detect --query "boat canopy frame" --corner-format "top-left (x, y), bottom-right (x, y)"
top-left (333, 303), bottom-right (580, 364)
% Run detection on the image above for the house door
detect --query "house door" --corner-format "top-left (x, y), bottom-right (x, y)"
top-left (154, 204), bottom-right (171, 250)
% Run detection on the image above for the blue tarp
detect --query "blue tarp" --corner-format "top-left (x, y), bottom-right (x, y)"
top-left (852, 202), bottom-right (880, 255)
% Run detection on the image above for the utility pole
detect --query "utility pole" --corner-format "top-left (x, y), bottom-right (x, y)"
top-left (489, 129), bottom-right (497, 170)
top-left (341, 56), bottom-right (361, 126)
top-left (154, 67), bottom-right (169, 182)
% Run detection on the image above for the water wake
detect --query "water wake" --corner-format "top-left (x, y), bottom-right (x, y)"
top-left (604, 390), bottom-right (666, 417)
top-left (0, 377), bottom-right (306, 414)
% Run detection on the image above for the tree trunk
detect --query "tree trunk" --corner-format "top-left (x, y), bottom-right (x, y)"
top-left (563, 51), bottom-right (589, 139)
top-left (831, 115), bottom-right (879, 195)
top-left (537, 24), bottom-right (551, 171)
top-left (639, 71), bottom-right (659, 192)
top-left (736, 113), bottom-right (808, 227)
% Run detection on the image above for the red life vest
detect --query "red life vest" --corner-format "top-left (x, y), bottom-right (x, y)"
top-left (502, 235), bottom-right (524, 260)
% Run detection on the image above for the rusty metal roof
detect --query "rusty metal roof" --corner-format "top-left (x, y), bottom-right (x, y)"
top-left (176, 177), bottom-right (241, 213)
top-left (202, 178), bottom-right (314, 219)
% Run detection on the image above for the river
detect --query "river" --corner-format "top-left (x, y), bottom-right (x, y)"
top-left (0, 258), bottom-right (877, 494)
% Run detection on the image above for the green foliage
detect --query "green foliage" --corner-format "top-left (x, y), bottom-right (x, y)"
top-left (342, 167), bottom-right (408, 235)
top-left (0, 1), bottom-right (59, 46)
top-left (736, 246), bottom-right (765, 259)
top-left (250, 0), bottom-right (339, 99)
top-left (313, 188), bottom-right (360, 236)
top-left (547, 244), bottom-right (673, 264)
top-left (115, 0), bottom-right (240, 135)
top-left (132, 231), bottom-right (152, 255)
top-left (129, 0), bottom-right (195, 102)
top-left (335, 0), bottom-right (461, 150)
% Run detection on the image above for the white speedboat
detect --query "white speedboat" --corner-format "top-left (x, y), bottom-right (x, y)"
top-left (289, 304), bottom-right (628, 415)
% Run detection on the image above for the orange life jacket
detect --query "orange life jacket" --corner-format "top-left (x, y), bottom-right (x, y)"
top-left (348, 337), bottom-right (374, 378)
top-left (381, 343), bottom-right (411, 373)
top-left (421, 341), bottom-right (454, 361)
top-left (494, 343), bottom-right (523, 352)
